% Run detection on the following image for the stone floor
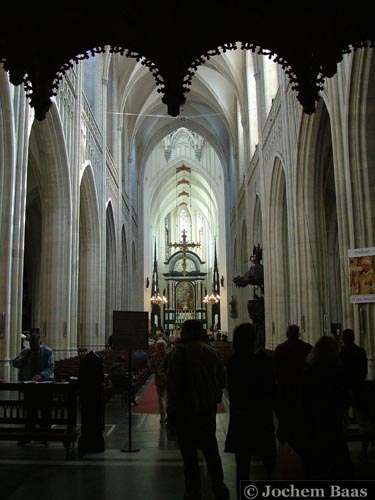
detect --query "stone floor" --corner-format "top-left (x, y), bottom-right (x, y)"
top-left (0, 377), bottom-right (374, 500)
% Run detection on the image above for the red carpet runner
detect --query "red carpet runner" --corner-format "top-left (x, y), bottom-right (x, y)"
top-left (132, 378), bottom-right (160, 414)
top-left (132, 377), bottom-right (225, 414)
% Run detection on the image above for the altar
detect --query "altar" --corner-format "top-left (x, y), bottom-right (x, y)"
top-left (162, 248), bottom-right (208, 334)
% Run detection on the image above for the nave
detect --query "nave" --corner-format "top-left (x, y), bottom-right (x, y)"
top-left (1, 376), bottom-right (375, 500)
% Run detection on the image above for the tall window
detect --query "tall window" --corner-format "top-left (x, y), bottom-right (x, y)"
top-left (179, 208), bottom-right (190, 238)
top-left (165, 215), bottom-right (170, 259)
top-left (263, 54), bottom-right (279, 112)
top-left (246, 51), bottom-right (259, 157)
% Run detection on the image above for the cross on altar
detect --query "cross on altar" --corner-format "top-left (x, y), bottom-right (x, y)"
top-left (168, 229), bottom-right (200, 276)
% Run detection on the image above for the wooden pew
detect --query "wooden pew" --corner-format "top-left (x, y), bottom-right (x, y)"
top-left (54, 357), bottom-right (81, 381)
top-left (55, 349), bottom-right (152, 404)
top-left (0, 381), bottom-right (79, 452)
top-left (96, 349), bottom-right (151, 391)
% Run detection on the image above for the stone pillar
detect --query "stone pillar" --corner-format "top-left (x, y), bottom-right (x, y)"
top-left (0, 74), bottom-right (31, 380)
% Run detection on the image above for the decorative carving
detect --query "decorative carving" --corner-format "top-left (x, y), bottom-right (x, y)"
top-left (164, 149), bottom-right (172, 162)
top-left (1, 9), bottom-right (375, 120)
top-left (229, 296), bottom-right (237, 318)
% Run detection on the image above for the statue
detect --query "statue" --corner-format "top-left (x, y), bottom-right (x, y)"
top-left (233, 244), bottom-right (265, 349)
top-left (233, 244), bottom-right (264, 293)
top-left (229, 296), bottom-right (238, 318)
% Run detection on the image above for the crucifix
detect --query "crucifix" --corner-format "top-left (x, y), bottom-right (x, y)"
top-left (168, 229), bottom-right (201, 276)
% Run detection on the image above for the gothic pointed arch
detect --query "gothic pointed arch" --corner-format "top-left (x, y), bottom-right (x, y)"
top-left (253, 195), bottom-right (263, 246)
top-left (26, 103), bottom-right (72, 352)
top-left (246, 51), bottom-right (259, 156)
top-left (23, 162), bottom-right (42, 336)
top-left (106, 201), bottom-right (117, 338)
top-left (121, 225), bottom-right (129, 310)
top-left (348, 48), bottom-right (375, 245)
top-left (296, 100), bottom-right (340, 341)
top-left (347, 47), bottom-right (375, 354)
top-left (79, 163), bottom-right (100, 349)
top-left (269, 156), bottom-right (290, 337)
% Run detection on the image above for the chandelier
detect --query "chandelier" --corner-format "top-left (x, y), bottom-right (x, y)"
top-left (203, 292), bottom-right (221, 305)
top-left (150, 290), bottom-right (168, 305)
top-left (150, 238), bottom-right (167, 306)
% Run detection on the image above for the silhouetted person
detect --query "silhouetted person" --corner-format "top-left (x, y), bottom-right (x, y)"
top-left (340, 328), bottom-right (371, 460)
top-left (298, 335), bottom-right (353, 479)
top-left (167, 319), bottom-right (229, 500)
top-left (340, 328), bottom-right (368, 394)
top-left (225, 323), bottom-right (276, 499)
top-left (273, 324), bottom-right (312, 444)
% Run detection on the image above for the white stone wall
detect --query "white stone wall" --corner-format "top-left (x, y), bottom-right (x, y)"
top-left (230, 49), bottom-right (375, 375)
top-left (0, 53), bottom-right (137, 379)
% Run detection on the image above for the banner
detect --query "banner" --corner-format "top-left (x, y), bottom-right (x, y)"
top-left (348, 247), bottom-right (375, 303)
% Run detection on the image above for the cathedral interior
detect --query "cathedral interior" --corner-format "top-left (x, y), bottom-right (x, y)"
top-left (1, 4), bottom-right (375, 499)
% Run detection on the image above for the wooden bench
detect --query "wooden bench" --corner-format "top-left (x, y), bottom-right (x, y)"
top-left (55, 350), bottom-right (150, 384)
top-left (0, 381), bottom-right (80, 452)
top-left (54, 357), bottom-right (81, 381)
top-left (54, 349), bottom-right (151, 407)
top-left (96, 349), bottom-right (151, 392)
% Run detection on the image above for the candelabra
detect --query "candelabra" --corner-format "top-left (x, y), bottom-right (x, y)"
top-left (150, 290), bottom-right (168, 305)
top-left (203, 291), bottom-right (221, 305)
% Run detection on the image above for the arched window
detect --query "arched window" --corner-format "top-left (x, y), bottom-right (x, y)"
top-left (179, 208), bottom-right (191, 238)
top-left (246, 52), bottom-right (259, 157)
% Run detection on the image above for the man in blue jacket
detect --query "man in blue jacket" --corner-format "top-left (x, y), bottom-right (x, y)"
top-left (13, 331), bottom-right (54, 381)
top-left (13, 331), bottom-right (55, 445)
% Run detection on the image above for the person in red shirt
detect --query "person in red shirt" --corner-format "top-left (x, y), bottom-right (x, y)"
top-left (273, 324), bottom-right (312, 445)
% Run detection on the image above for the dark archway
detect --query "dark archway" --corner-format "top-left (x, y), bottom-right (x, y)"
top-left (1, 5), bottom-right (374, 120)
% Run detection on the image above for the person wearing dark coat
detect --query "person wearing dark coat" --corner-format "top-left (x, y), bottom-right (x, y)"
top-left (167, 319), bottom-right (229, 500)
top-left (340, 328), bottom-right (368, 395)
top-left (297, 335), bottom-right (353, 479)
top-left (225, 323), bottom-right (276, 499)
top-left (273, 324), bottom-right (312, 444)
top-left (339, 328), bottom-right (371, 460)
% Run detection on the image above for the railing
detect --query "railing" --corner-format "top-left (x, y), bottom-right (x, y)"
top-left (0, 381), bottom-right (79, 452)
top-left (175, 310), bottom-right (195, 322)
